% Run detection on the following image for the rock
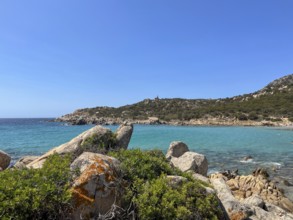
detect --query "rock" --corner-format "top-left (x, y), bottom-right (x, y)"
top-left (243, 155), bottom-right (253, 161)
top-left (165, 141), bottom-right (189, 159)
top-left (243, 195), bottom-right (265, 208)
top-left (70, 152), bottom-right (123, 219)
top-left (265, 203), bottom-right (293, 219)
top-left (171, 151), bottom-right (208, 176)
top-left (166, 175), bottom-right (187, 187)
top-left (115, 123), bottom-right (133, 149)
top-left (253, 168), bottom-right (269, 178)
top-left (27, 126), bottom-right (115, 168)
top-left (279, 197), bottom-right (293, 213)
top-left (13, 156), bottom-right (39, 169)
top-left (191, 172), bottom-right (210, 184)
top-left (210, 177), bottom-right (253, 220)
top-left (72, 118), bottom-right (87, 125)
top-left (251, 206), bottom-right (277, 220)
top-left (0, 150), bottom-right (11, 170)
top-left (205, 187), bottom-right (216, 194)
top-left (148, 117), bottom-right (160, 124)
top-left (283, 180), bottom-right (293, 186)
top-left (221, 169), bottom-right (239, 180)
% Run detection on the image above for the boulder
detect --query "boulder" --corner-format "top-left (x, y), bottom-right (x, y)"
top-left (115, 123), bottom-right (133, 149)
top-left (70, 152), bottom-right (123, 219)
top-left (171, 151), bottom-right (208, 176)
top-left (243, 195), bottom-right (265, 208)
top-left (191, 172), bottom-right (210, 184)
top-left (166, 175), bottom-right (187, 187)
top-left (27, 126), bottom-right (115, 168)
top-left (210, 176), bottom-right (253, 220)
top-left (0, 150), bottom-right (11, 170)
top-left (265, 203), bottom-right (293, 219)
top-left (166, 141), bottom-right (189, 159)
top-left (13, 156), bottom-right (39, 169)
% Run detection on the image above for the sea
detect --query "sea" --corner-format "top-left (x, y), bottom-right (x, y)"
top-left (1, 118), bottom-right (293, 183)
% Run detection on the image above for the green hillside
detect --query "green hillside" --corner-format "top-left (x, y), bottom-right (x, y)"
top-left (59, 74), bottom-right (293, 123)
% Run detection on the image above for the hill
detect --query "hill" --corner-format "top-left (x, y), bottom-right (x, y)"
top-left (57, 74), bottom-right (293, 126)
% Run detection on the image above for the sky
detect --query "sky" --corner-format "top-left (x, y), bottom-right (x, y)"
top-left (0, 1), bottom-right (293, 117)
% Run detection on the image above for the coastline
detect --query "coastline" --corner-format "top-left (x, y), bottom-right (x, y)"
top-left (55, 115), bottom-right (293, 127)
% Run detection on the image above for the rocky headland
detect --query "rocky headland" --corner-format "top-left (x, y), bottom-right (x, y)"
top-left (55, 74), bottom-right (293, 127)
top-left (1, 123), bottom-right (293, 219)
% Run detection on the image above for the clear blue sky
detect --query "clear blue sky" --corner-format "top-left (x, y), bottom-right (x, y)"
top-left (1, 1), bottom-right (293, 117)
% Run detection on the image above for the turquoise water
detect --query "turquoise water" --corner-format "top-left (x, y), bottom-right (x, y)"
top-left (1, 119), bottom-right (292, 181)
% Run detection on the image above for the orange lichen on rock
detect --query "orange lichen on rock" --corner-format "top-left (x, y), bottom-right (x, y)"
top-left (70, 152), bottom-right (122, 218)
top-left (229, 211), bottom-right (247, 220)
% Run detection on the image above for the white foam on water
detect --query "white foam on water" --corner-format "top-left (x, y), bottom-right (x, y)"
top-left (261, 162), bottom-right (283, 169)
top-left (239, 158), bottom-right (257, 164)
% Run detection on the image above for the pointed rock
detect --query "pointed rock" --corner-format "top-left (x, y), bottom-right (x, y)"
top-left (27, 126), bottom-right (113, 168)
top-left (166, 141), bottom-right (189, 159)
top-left (115, 123), bottom-right (133, 149)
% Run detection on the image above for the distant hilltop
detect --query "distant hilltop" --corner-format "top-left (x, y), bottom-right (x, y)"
top-left (56, 74), bottom-right (293, 126)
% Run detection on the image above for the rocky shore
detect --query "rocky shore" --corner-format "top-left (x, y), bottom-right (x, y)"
top-left (1, 123), bottom-right (293, 219)
top-left (56, 114), bottom-right (293, 127)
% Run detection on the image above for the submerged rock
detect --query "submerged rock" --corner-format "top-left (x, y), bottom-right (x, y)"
top-left (70, 152), bottom-right (123, 219)
top-left (243, 155), bottom-right (253, 161)
top-left (166, 141), bottom-right (189, 159)
top-left (0, 150), bottom-right (11, 171)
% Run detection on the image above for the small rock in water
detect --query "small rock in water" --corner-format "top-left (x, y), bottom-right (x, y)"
top-left (243, 155), bottom-right (253, 161)
top-left (283, 179), bottom-right (293, 186)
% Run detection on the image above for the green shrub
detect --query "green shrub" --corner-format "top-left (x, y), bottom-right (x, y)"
top-left (248, 112), bottom-right (259, 120)
top-left (108, 149), bottom-right (182, 182)
top-left (289, 117), bottom-right (293, 122)
top-left (81, 131), bottom-right (117, 154)
top-left (0, 154), bottom-right (73, 220)
top-left (135, 176), bottom-right (222, 220)
top-left (237, 114), bottom-right (248, 121)
top-left (108, 149), bottom-right (223, 219)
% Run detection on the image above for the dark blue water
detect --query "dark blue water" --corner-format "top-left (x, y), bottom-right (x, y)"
top-left (0, 119), bottom-right (292, 181)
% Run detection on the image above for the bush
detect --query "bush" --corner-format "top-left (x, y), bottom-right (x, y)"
top-left (108, 149), bottom-right (184, 182)
top-left (0, 154), bottom-right (73, 220)
top-left (135, 175), bottom-right (222, 220)
top-left (81, 131), bottom-right (117, 154)
top-left (108, 149), bottom-right (223, 219)
top-left (248, 112), bottom-right (259, 120)
top-left (237, 114), bottom-right (248, 121)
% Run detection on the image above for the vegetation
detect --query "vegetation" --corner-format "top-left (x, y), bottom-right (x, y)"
top-left (60, 74), bottom-right (293, 123)
top-left (0, 154), bottom-right (73, 220)
top-left (80, 131), bottom-right (117, 154)
top-left (0, 149), bottom-right (223, 219)
top-left (109, 149), bottom-right (223, 219)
